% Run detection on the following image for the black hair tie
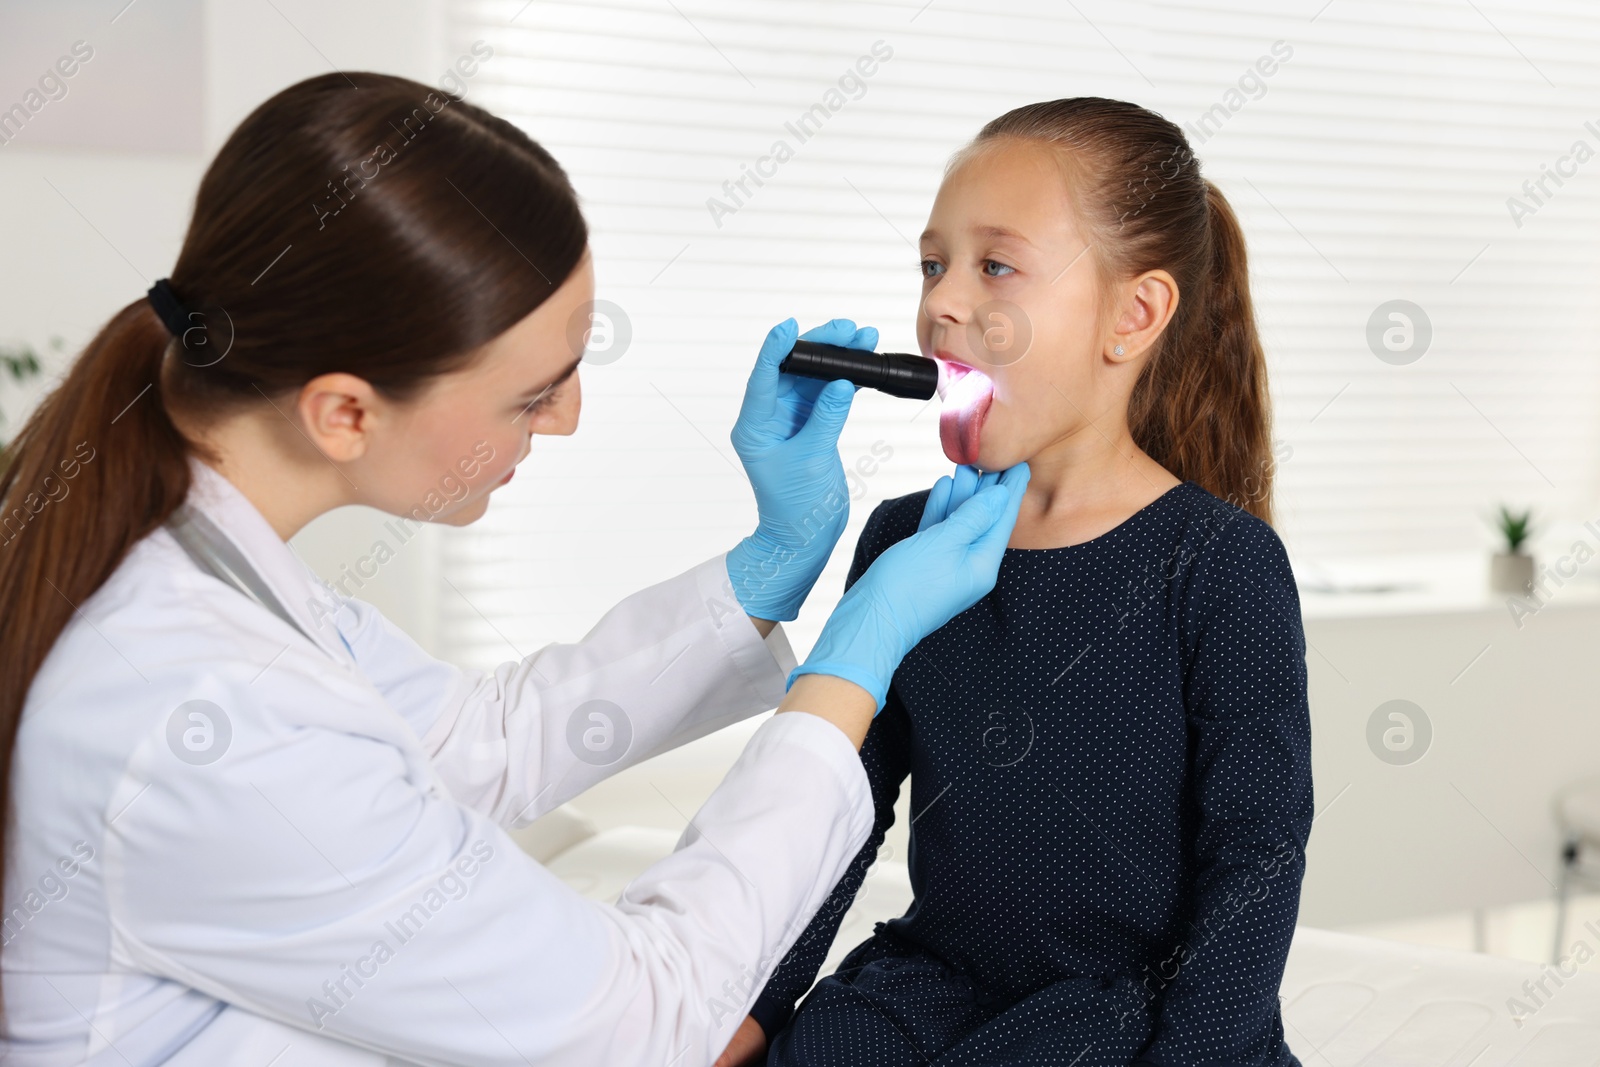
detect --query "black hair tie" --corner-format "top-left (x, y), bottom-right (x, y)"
top-left (147, 278), bottom-right (193, 338)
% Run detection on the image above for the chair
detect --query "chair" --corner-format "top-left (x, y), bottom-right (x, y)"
top-left (506, 802), bottom-right (602, 864)
top-left (1551, 776), bottom-right (1600, 962)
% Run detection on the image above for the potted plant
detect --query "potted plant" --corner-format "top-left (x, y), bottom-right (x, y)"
top-left (1489, 505), bottom-right (1535, 595)
top-left (0, 338), bottom-right (53, 449)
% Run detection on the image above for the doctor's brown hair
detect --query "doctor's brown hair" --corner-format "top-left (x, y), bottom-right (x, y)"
top-left (0, 72), bottom-right (587, 975)
top-left (961, 97), bottom-right (1275, 523)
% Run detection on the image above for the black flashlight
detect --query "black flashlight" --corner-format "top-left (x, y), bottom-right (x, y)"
top-left (778, 340), bottom-right (939, 401)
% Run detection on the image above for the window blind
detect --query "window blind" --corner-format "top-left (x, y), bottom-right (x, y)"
top-left (437, 0), bottom-right (1600, 667)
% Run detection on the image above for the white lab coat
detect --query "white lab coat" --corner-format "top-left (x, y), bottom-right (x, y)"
top-left (1, 457), bottom-right (872, 1066)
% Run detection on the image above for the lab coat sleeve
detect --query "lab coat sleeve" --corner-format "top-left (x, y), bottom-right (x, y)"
top-left (330, 550), bottom-right (800, 826)
top-left (750, 496), bottom-right (917, 1038)
top-left (101, 653), bottom-right (874, 1067)
top-left (751, 684), bottom-right (911, 1038)
top-left (1135, 509), bottom-right (1313, 1066)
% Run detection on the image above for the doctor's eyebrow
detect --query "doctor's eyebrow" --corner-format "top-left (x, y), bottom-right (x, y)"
top-left (511, 355), bottom-right (583, 422)
top-left (520, 355), bottom-right (583, 402)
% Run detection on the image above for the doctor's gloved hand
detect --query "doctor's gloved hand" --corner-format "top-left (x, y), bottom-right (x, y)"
top-left (917, 463), bottom-right (1007, 532)
top-left (726, 317), bottom-right (876, 623)
top-left (788, 462), bottom-right (1030, 713)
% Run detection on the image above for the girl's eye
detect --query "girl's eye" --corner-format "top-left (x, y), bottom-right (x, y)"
top-left (919, 258), bottom-right (1013, 278)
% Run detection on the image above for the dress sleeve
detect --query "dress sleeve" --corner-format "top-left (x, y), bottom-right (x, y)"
top-left (329, 551), bottom-right (800, 827)
top-left (1136, 507), bottom-right (1314, 1066)
top-left (749, 497), bottom-right (919, 1039)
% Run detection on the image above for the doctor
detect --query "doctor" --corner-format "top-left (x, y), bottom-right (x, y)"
top-left (0, 73), bottom-right (1029, 1066)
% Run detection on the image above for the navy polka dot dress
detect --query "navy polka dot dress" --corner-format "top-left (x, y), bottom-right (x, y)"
top-left (753, 482), bottom-right (1313, 1066)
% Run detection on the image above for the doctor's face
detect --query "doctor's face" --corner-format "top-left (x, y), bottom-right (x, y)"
top-left (370, 249), bottom-right (595, 526)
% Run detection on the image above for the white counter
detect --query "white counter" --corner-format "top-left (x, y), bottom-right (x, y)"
top-left (1295, 549), bottom-right (1600, 928)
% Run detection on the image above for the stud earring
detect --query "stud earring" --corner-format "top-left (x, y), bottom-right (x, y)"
top-left (1113, 344), bottom-right (1125, 356)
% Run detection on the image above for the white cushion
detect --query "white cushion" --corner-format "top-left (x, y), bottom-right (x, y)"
top-left (537, 822), bottom-right (1600, 1060)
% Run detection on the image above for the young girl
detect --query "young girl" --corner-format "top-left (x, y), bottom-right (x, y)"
top-left (723, 98), bottom-right (1313, 1066)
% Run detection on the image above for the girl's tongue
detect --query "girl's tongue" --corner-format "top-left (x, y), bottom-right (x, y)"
top-left (937, 360), bottom-right (995, 466)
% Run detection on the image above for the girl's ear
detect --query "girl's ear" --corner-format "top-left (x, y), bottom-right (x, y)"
top-left (1107, 269), bottom-right (1179, 364)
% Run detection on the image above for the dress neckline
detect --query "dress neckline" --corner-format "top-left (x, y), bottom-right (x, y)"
top-left (1000, 480), bottom-right (1197, 555)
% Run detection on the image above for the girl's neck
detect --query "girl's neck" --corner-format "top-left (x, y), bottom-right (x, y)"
top-left (1006, 421), bottom-right (1180, 550)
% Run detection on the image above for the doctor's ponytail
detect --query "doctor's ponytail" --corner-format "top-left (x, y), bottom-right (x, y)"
top-left (0, 297), bottom-right (194, 854)
top-left (0, 71), bottom-right (588, 988)
top-left (962, 98), bottom-right (1275, 523)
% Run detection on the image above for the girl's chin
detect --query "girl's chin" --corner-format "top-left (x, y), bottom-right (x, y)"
top-left (970, 440), bottom-right (1030, 475)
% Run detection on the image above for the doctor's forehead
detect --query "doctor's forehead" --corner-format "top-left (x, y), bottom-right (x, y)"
top-left (475, 254), bottom-right (596, 386)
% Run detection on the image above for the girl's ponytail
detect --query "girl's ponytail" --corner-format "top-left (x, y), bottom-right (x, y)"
top-left (1126, 181), bottom-right (1273, 523)
top-left (967, 98), bottom-right (1276, 524)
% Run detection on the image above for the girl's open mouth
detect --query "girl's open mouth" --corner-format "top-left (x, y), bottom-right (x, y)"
top-left (935, 357), bottom-right (994, 466)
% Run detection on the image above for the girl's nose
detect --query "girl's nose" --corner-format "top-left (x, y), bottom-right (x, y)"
top-left (921, 273), bottom-right (970, 327)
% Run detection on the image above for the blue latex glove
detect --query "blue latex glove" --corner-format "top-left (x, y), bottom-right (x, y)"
top-left (917, 463), bottom-right (1002, 534)
top-left (788, 462), bottom-right (1031, 712)
top-left (726, 317), bottom-right (877, 622)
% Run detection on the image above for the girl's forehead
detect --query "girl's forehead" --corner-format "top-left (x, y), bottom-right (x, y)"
top-left (929, 142), bottom-right (1083, 244)
top-left (953, 137), bottom-right (1070, 184)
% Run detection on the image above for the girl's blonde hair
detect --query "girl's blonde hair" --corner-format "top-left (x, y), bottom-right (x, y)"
top-left (961, 97), bottom-right (1275, 524)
